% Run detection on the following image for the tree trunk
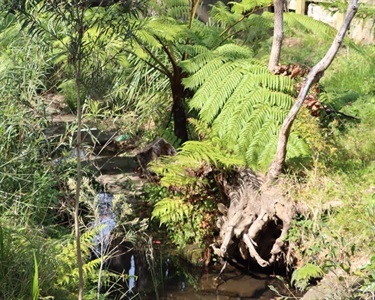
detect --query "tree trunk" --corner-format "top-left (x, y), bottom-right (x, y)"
top-left (267, 0), bottom-right (358, 182)
top-left (171, 70), bottom-right (189, 143)
top-left (214, 0), bottom-right (358, 269)
top-left (73, 5), bottom-right (85, 299)
top-left (268, 0), bottom-right (285, 72)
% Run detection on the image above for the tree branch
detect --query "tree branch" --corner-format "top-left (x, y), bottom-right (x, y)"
top-left (267, 0), bottom-right (358, 182)
top-left (132, 35), bottom-right (173, 78)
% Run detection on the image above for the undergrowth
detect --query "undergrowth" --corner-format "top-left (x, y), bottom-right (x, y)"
top-left (286, 94), bottom-right (375, 298)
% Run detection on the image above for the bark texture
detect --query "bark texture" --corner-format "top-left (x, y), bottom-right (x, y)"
top-left (214, 0), bottom-right (358, 269)
top-left (267, 0), bottom-right (358, 182)
top-left (213, 168), bottom-right (302, 267)
top-left (171, 74), bottom-right (189, 143)
top-left (268, 0), bottom-right (285, 72)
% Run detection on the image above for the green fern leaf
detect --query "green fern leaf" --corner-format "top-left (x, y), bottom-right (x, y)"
top-left (230, 0), bottom-right (273, 15)
top-left (284, 13), bottom-right (336, 40)
top-left (291, 263), bottom-right (324, 291)
top-left (184, 42), bottom-right (309, 170)
top-left (152, 197), bottom-right (192, 225)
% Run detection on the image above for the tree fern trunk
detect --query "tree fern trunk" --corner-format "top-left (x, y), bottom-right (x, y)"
top-left (268, 0), bottom-right (285, 72)
top-left (171, 71), bottom-right (189, 143)
top-left (267, 0), bottom-right (359, 182)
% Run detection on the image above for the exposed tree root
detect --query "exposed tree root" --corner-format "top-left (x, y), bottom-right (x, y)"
top-left (213, 168), bottom-right (304, 269)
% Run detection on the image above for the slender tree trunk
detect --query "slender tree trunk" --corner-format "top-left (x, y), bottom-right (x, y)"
top-left (267, 0), bottom-right (358, 182)
top-left (268, 0), bottom-right (285, 72)
top-left (74, 66), bottom-right (84, 300)
top-left (73, 3), bottom-right (85, 299)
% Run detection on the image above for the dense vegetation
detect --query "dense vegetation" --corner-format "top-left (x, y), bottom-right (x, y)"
top-left (0, 0), bottom-right (374, 299)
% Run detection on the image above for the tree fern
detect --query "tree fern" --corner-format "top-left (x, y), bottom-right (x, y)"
top-left (193, 61), bottom-right (247, 121)
top-left (182, 44), bottom-right (253, 76)
top-left (187, 19), bottom-right (225, 48)
top-left (210, 1), bottom-right (236, 28)
top-left (179, 140), bottom-right (244, 167)
top-left (183, 43), bottom-right (310, 170)
top-left (149, 125), bottom-right (244, 250)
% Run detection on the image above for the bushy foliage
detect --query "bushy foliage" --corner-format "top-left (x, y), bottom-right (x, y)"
top-left (286, 92), bottom-right (375, 297)
top-left (0, 4), bottom-right (141, 299)
top-left (150, 135), bottom-right (242, 251)
top-left (0, 20), bottom-right (59, 224)
top-left (1, 0), bottom-right (374, 297)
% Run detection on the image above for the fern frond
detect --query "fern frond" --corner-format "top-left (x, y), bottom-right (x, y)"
top-left (196, 62), bottom-right (246, 122)
top-left (291, 263), bottom-right (324, 291)
top-left (286, 132), bottom-right (311, 159)
top-left (214, 43), bottom-right (254, 59)
top-left (230, 0), bottom-right (273, 15)
top-left (257, 137), bottom-right (278, 168)
top-left (183, 55), bottom-right (227, 88)
top-left (177, 43), bottom-right (211, 58)
top-left (188, 118), bottom-right (214, 140)
top-left (151, 155), bottom-right (200, 187)
top-left (284, 13), bottom-right (336, 40)
top-left (245, 119), bottom-right (279, 166)
top-left (82, 257), bottom-right (102, 278)
top-left (163, 0), bottom-right (191, 20)
top-left (134, 17), bottom-right (185, 49)
top-left (134, 27), bottom-right (162, 49)
top-left (182, 43), bottom-right (253, 76)
top-left (179, 140), bottom-right (244, 167)
top-left (210, 1), bottom-right (241, 27)
top-left (150, 139), bottom-right (244, 188)
top-left (188, 19), bottom-right (225, 49)
top-left (211, 81), bottom-right (294, 138)
top-left (184, 42), bottom-right (309, 169)
top-left (152, 197), bottom-right (192, 225)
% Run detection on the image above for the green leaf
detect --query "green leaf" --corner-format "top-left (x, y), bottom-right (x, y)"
top-left (115, 134), bottom-right (130, 142)
top-left (32, 251), bottom-right (39, 300)
top-left (184, 43), bottom-right (309, 170)
top-left (291, 263), bottom-right (324, 291)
